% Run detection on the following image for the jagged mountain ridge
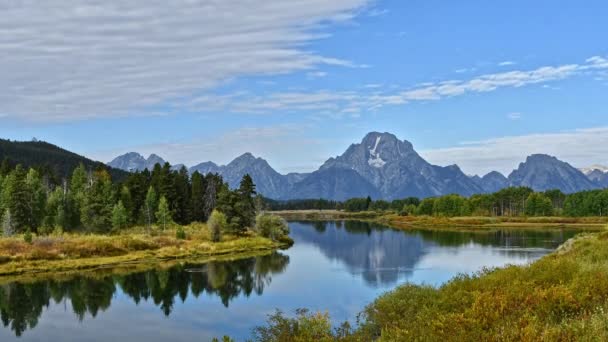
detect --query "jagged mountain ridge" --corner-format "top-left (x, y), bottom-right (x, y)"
top-left (579, 165), bottom-right (608, 188)
top-left (108, 132), bottom-right (604, 200)
top-left (507, 154), bottom-right (597, 193)
top-left (108, 152), bottom-right (167, 172)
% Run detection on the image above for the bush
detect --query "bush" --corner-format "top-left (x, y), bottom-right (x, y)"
top-left (208, 210), bottom-right (227, 242)
top-left (175, 226), bottom-right (187, 240)
top-left (23, 229), bottom-right (33, 244)
top-left (255, 214), bottom-right (290, 241)
top-left (251, 309), bottom-right (335, 342)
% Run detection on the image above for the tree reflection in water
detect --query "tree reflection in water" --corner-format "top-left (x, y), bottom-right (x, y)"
top-left (0, 252), bottom-right (289, 337)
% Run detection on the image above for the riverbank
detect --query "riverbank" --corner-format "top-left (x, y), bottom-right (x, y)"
top-left (250, 223), bottom-right (608, 341)
top-left (0, 223), bottom-right (292, 277)
top-left (272, 210), bottom-right (608, 230)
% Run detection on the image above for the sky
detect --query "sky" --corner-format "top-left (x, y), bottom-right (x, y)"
top-left (1, 0), bottom-right (607, 176)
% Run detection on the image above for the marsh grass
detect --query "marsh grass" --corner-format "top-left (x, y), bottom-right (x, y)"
top-left (248, 224), bottom-right (608, 341)
top-left (0, 222), bottom-right (288, 276)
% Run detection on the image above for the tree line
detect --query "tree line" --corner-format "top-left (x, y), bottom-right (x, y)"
top-left (265, 186), bottom-right (608, 217)
top-left (0, 162), bottom-right (259, 235)
top-left (0, 252), bottom-right (289, 337)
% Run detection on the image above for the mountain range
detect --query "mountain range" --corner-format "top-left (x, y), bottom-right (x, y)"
top-left (108, 132), bottom-right (607, 200)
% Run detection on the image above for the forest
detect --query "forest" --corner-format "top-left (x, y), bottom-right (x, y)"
top-left (0, 161), bottom-right (260, 236)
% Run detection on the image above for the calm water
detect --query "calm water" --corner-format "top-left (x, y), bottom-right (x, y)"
top-left (0, 221), bottom-right (580, 341)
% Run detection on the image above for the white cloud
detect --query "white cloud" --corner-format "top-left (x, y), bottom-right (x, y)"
top-left (306, 71), bottom-right (328, 79)
top-left (0, 0), bottom-right (370, 122)
top-left (498, 61), bottom-right (516, 66)
top-left (421, 127), bottom-right (608, 176)
top-left (188, 57), bottom-right (608, 115)
top-left (507, 112), bottom-right (522, 120)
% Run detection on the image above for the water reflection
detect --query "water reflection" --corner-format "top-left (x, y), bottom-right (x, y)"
top-left (289, 221), bottom-right (578, 287)
top-left (0, 252), bottom-right (289, 337)
top-left (0, 221), bottom-right (582, 340)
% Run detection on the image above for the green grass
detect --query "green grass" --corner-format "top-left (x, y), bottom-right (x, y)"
top-left (0, 223), bottom-right (291, 277)
top-left (352, 229), bottom-right (608, 341)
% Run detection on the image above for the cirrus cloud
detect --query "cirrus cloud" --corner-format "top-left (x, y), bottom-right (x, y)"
top-left (0, 0), bottom-right (371, 122)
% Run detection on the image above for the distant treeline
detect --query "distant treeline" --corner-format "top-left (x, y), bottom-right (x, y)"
top-left (264, 186), bottom-right (608, 217)
top-left (0, 161), bottom-right (258, 234)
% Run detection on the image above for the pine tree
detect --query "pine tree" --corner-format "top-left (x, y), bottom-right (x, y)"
top-left (81, 170), bottom-right (114, 232)
top-left (112, 201), bottom-right (128, 230)
top-left (190, 171), bottom-right (206, 222)
top-left (5, 165), bottom-right (30, 232)
top-left (173, 166), bottom-right (191, 225)
top-left (70, 163), bottom-right (88, 229)
top-left (25, 168), bottom-right (46, 232)
top-left (155, 196), bottom-right (172, 231)
top-left (237, 174), bottom-right (257, 229)
top-left (144, 186), bottom-right (157, 234)
top-left (119, 186), bottom-right (133, 225)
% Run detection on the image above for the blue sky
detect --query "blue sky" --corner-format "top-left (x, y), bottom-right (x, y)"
top-left (1, 0), bottom-right (607, 175)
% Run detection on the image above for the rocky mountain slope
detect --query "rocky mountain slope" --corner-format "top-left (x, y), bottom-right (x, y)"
top-left (507, 154), bottom-right (597, 193)
top-left (108, 133), bottom-right (603, 199)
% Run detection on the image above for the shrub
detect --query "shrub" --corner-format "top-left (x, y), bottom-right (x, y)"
top-left (175, 226), bottom-right (187, 240)
top-left (255, 214), bottom-right (290, 241)
top-left (251, 309), bottom-right (335, 342)
top-left (23, 229), bottom-right (33, 244)
top-left (208, 210), bottom-right (227, 242)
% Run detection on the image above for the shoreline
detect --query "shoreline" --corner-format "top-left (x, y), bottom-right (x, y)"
top-left (273, 210), bottom-right (607, 231)
top-left (0, 226), bottom-right (291, 279)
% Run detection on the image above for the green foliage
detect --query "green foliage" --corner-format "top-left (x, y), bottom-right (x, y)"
top-left (416, 198), bottom-right (436, 216)
top-left (216, 174), bottom-right (257, 234)
top-left (155, 196), bottom-right (173, 230)
top-left (524, 192), bottom-right (554, 216)
top-left (175, 226), bottom-right (186, 240)
top-left (3, 165), bottom-right (30, 233)
top-left (0, 138), bottom-right (128, 182)
top-left (251, 309), bottom-right (336, 342)
top-left (255, 214), bottom-right (290, 241)
top-left (111, 201), bottom-right (129, 230)
top-left (23, 229), bottom-right (33, 244)
top-left (0, 161), bottom-right (260, 235)
top-left (343, 197), bottom-right (372, 212)
top-left (81, 170), bottom-right (114, 233)
top-left (208, 210), bottom-right (227, 242)
top-left (144, 186), bottom-right (158, 230)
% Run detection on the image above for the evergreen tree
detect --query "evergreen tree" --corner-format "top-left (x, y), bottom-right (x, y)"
top-left (155, 196), bottom-right (172, 231)
top-left (144, 186), bottom-right (158, 233)
top-left (119, 186), bottom-right (133, 225)
top-left (70, 163), bottom-right (88, 229)
top-left (190, 171), bottom-right (206, 222)
top-left (25, 168), bottom-right (46, 231)
top-left (5, 165), bottom-right (30, 232)
top-left (43, 187), bottom-right (64, 229)
top-left (173, 166), bottom-right (191, 225)
top-left (81, 170), bottom-right (114, 232)
top-left (237, 174), bottom-right (257, 229)
top-left (112, 201), bottom-right (129, 230)
top-left (0, 158), bottom-right (11, 176)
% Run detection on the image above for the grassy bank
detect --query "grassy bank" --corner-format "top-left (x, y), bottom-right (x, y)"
top-left (250, 228), bottom-right (608, 341)
top-left (272, 210), bottom-right (608, 230)
top-left (0, 223), bottom-right (291, 277)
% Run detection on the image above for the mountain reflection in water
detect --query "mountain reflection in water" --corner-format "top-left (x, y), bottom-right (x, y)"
top-left (0, 221), bottom-right (580, 340)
